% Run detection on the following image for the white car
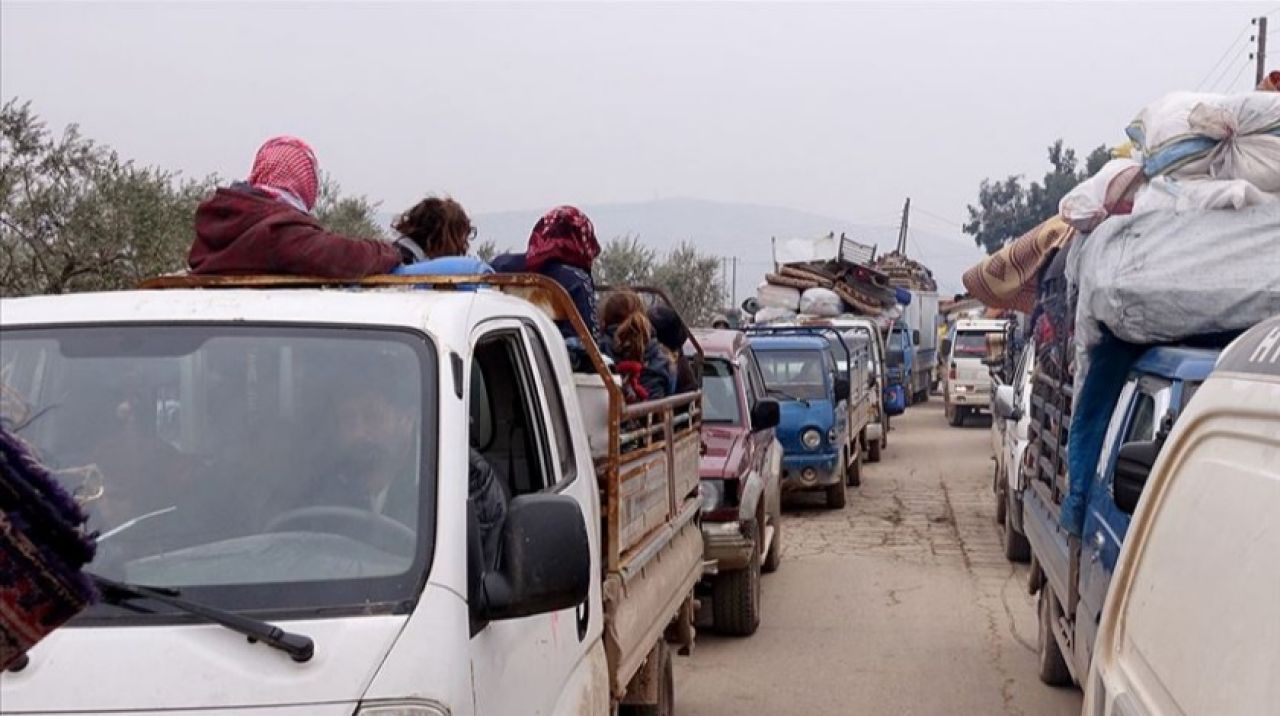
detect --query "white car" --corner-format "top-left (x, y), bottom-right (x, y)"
top-left (1084, 316), bottom-right (1280, 716)
top-left (991, 340), bottom-right (1034, 562)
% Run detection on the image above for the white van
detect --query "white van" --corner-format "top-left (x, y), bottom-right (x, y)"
top-left (944, 318), bottom-right (1007, 427)
top-left (1084, 315), bottom-right (1280, 716)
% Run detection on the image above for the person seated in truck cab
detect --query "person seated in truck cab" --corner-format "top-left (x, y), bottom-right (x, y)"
top-left (390, 196), bottom-right (493, 276)
top-left (491, 206), bottom-right (601, 341)
top-left (598, 291), bottom-right (675, 403)
top-left (188, 136), bottom-right (405, 278)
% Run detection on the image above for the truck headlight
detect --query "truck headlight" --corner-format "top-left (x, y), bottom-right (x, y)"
top-left (356, 702), bottom-right (450, 716)
top-left (801, 428), bottom-right (822, 449)
top-left (699, 480), bottom-right (725, 513)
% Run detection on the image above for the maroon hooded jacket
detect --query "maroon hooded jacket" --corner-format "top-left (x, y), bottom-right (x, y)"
top-left (189, 184), bottom-right (401, 278)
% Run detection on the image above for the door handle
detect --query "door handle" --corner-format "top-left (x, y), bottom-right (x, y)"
top-left (1089, 531), bottom-right (1105, 562)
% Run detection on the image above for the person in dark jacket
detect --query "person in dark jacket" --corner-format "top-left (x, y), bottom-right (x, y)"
top-left (648, 305), bottom-right (698, 394)
top-left (598, 291), bottom-right (674, 403)
top-left (491, 206), bottom-right (600, 340)
top-left (188, 136), bottom-right (402, 278)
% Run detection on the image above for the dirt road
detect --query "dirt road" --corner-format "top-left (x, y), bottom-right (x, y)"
top-left (676, 401), bottom-right (1083, 715)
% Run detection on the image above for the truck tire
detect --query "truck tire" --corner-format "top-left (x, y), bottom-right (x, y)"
top-left (867, 436), bottom-right (882, 463)
top-left (826, 481), bottom-right (847, 509)
top-left (1037, 590), bottom-right (1074, 687)
top-left (947, 404), bottom-right (964, 427)
top-left (846, 447), bottom-right (862, 487)
top-left (1003, 490), bottom-right (1031, 563)
top-left (762, 515), bottom-right (782, 574)
top-left (994, 467), bottom-right (1007, 525)
top-left (712, 520), bottom-right (762, 636)
top-left (620, 642), bottom-right (674, 716)
top-left (915, 388), bottom-right (929, 404)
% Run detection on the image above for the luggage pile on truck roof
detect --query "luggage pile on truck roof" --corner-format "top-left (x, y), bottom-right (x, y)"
top-left (964, 84), bottom-right (1280, 536)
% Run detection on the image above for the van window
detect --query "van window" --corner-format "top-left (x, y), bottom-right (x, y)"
top-left (953, 331), bottom-right (990, 358)
top-left (756, 349), bottom-right (829, 401)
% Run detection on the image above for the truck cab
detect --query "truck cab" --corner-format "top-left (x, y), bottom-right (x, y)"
top-left (1085, 317), bottom-right (1280, 716)
top-left (1024, 345), bottom-right (1219, 687)
top-left (692, 329), bottom-right (783, 637)
top-left (0, 274), bottom-right (702, 716)
top-left (747, 333), bottom-right (851, 509)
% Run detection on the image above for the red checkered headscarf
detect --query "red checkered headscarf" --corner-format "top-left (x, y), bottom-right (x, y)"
top-left (248, 136), bottom-right (320, 211)
top-left (526, 206), bottom-right (600, 272)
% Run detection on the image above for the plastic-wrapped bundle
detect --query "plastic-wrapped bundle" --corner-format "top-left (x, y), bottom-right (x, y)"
top-left (799, 287), bottom-right (842, 317)
top-left (756, 283), bottom-right (801, 311)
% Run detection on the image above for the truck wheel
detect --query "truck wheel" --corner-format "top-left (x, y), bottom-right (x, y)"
top-left (1037, 590), bottom-right (1074, 686)
top-left (947, 404), bottom-right (964, 427)
top-left (826, 481), bottom-right (847, 509)
top-left (994, 467), bottom-right (1007, 525)
top-left (846, 448), bottom-right (862, 487)
top-left (762, 515), bottom-right (782, 573)
top-left (620, 642), bottom-right (674, 716)
top-left (712, 520), bottom-right (762, 636)
top-left (915, 388), bottom-right (929, 404)
top-left (1003, 491), bottom-right (1031, 563)
top-left (867, 436), bottom-right (882, 463)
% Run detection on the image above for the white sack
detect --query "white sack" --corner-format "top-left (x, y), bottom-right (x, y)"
top-left (1131, 176), bottom-right (1280, 214)
top-left (799, 287), bottom-right (843, 317)
top-left (1059, 158), bottom-right (1145, 232)
top-left (756, 283), bottom-right (801, 311)
top-left (753, 306), bottom-right (797, 324)
top-left (1128, 91), bottom-right (1280, 190)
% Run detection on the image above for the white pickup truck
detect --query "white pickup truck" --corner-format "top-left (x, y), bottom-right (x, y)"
top-left (0, 274), bottom-right (703, 715)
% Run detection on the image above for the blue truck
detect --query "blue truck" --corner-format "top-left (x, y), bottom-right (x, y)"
top-left (747, 332), bottom-right (856, 509)
top-left (1021, 344), bottom-right (1219, 687)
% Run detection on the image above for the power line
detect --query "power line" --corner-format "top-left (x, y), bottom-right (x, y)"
top-left (1208, 46), bottom-right (1250, 91)
top-left (913, 206), bottom-right (967, 230)
top-left (1224, 55), bottom-right (1255, 92)
top-left (1197, 24), bottom-right (1251, 89)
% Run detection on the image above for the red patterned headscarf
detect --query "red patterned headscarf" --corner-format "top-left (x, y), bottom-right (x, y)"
top-left (526, 206), bottom-right (600, 272)
top-left (248, 136), bottom-right (320, 212)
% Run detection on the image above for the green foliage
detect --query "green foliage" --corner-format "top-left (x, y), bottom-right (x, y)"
top-left (314, 174), bottom-right (385, 239)
top-left (596, 235), bottom-right (721, 325)
top-left (473, 239), bottom-right (498, 263)
top-left (963, 140), bottom-right (1109, 254)
top-left (1, 99), bottom-right (214, 296)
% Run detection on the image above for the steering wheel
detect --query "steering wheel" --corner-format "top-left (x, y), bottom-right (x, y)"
top-left (266, 506), bottom-right (416, 555)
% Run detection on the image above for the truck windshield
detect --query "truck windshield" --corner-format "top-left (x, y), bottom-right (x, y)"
top-left (755, 350), bottom-right (829, 401)
top-left (701, 359), bottom-right (742, 425)
top-left (0, 324), bottom-right (437, 621)
top-left (953, 331), bottom-right (992, 357)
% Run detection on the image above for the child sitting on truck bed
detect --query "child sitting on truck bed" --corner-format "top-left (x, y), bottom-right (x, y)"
top-left (189, 136), bottom-right (404, 278)
top-left (599, 291), bottom-right (675, 403)
top-left (391, 196), bottom-right (493, 277)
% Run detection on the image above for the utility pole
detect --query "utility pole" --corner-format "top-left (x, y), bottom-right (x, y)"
top-left (896, 197), bottom-right (911, 255)
top-left (731, 256), bottom-right (738, 307)
top-left (721, 257), bottom-right (729, 306)
top-left (1253, 16), bottom-right (1269, 87)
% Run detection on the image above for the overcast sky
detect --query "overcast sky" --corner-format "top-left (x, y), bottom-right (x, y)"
top-left (3, 1), bottom-right (1277, 251)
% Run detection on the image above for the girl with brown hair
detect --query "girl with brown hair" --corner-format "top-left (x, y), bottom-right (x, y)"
top-left (598, 291), bottom-right (675, 403)
top-left (391, 196), bottom-right (493, 276)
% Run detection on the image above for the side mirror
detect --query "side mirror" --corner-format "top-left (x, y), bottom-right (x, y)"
top-left (1113, 440), bottom-right (1160, 514)
top-left (833, 376), bottom-right (851, 399)
top-left (750, 398), bottom-right (781, 432)
top-left (912, 329), bottom-right (921, 346)
top-left (993, 384), bottom-right (1019, 421)
top-left (479, 494), bottom-right (590, 621)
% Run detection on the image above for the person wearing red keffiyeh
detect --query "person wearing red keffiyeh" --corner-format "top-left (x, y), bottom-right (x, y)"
top-left (491, 205), bottom-right (601, 340)
top-left (188, 136), bottom-right (403, 278)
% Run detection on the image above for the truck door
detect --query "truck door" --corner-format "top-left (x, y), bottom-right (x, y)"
top-left (743, 347), bottom-right (782, 520)
top-left (467, 321), bottom-right (604, 716)
top-left (1077, 375), bottom-right (1171, 669)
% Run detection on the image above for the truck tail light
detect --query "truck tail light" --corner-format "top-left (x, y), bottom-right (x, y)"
top-left (949, 363), bottom-right (957, 381)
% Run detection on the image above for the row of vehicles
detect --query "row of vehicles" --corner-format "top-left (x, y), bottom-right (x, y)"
top-left (0, 273), bottom-right (903, 715)
top-left (984, 274), bottom-right (1279, 711)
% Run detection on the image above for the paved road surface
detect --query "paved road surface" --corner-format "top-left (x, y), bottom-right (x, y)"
top-left (676, 401), bottom-right (1083, 716)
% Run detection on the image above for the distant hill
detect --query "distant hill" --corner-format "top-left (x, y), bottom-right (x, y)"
top-left (383, 198), bottom-right (983, 300)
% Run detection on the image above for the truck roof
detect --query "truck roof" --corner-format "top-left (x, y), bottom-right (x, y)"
top-left (1134, 346), bottom-right (1221, 382)
top-left (747, 334), bottom-right (830, 351)
top-left (0, 288), bottom-right (480, 334)
top-left (691, 328), bottom-right (747, 358)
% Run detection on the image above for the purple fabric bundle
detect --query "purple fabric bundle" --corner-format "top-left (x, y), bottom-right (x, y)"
top-left (0, 424), bottom-right (98, 669)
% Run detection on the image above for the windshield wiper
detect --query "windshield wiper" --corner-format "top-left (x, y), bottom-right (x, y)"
top-left (769, 388), bottom-right (809, 406)
top-left (90, 574), bottom-right (315, 662)
top-left (97, 506), bottom-right (177, 542)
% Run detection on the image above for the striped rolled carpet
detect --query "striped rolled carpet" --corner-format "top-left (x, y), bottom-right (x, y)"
top-left (962, 216), bottom-right (1076, 313)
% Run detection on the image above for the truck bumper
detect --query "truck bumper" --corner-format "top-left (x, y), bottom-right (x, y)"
top-left (866, 422), bottom-right (883, 442)
top-left (948, 388), bottom-right (991, 410)
top-left (701, 520), bottom-right (755, 572)
top-left (781, 453), bottom-right (840, 491)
